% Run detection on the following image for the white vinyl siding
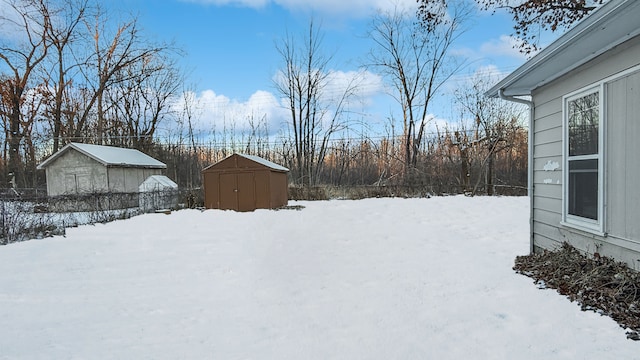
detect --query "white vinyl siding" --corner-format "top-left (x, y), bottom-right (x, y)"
top-left (605, 70), bottom-right (640, 243)
top-left (514, 26), bottom-right (640, 267)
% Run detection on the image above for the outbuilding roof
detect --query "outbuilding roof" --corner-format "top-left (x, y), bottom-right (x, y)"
top-left (139, 175), bottom-right (178, 192)
top-left (203, 153), bottom-right (289, 172)
top-left (238, 154), bottom-right (289, 172)
top-left (37, 143), bottom-right (166, 170)
top-left (486, 0), bottom-right (640, 98)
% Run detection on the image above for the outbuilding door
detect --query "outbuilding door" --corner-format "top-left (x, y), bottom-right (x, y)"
top-left (219, 173), bottom-right (255, 211)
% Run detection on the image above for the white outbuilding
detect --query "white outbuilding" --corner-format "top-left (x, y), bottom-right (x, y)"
top-left (37, 143), bottom-right (166, 196)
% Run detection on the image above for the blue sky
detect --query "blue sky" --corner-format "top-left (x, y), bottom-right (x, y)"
top-left (1, 0), bottom-right (536, 140)
top-left (102, 0), bottom-right (538, 140)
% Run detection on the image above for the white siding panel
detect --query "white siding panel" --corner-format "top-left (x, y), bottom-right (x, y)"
top-left (533, 195), bottom-right (561, 214)
top-left (624, 72), bottom-right (640, 241)
top-left (533, 221), bottom-right (564, 249)
top-left (606, 76), bottom-right (628, 238)
top-left (533, 101), bottom-right (561, 129)
top-left (534, 141), bottom-right (562, 158)
top-left (534, 115), bottom-right (562, 135)
top-left (534, 164), bottom-right (563, 185)
top-left (533, 128), bottom-right (561, 149)
top-left (531, 232), bottom-right (563, 252)
top-left (533, 208), bottom-right (562, 226)
top-left (605, 70), bottom-right (640, 242)
top-left (533, 182), bottom-right (562, 199)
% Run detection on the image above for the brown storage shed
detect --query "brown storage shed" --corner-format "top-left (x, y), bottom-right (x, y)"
top-left (202, 153), bottom-right (289, 211)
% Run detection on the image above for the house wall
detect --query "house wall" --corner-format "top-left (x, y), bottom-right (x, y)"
top-left (45, 149), bottom-right (109, 196)
top-left (531, 35), bottom-right (640, 269)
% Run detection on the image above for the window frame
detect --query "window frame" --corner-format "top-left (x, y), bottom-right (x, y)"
top-left (562, 85), bottom-right (605, 234)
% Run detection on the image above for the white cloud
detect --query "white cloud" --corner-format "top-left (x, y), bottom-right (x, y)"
top-left (277, 68), bottom-right (385, 120)
top-left (183, 0), bottom-right (416, 17)
top-left (168, 88), bottom-right (288, 142)
top-left (173, 69), bottom-right (385, 140)
top-left (423, 115), bottom-right (450, 134)
top-left (196, 89), bottom-right (289, 135)
top-left (271, 68), bottom-right (384, 106)
top-left (479, 35), bottom-right (530, 60)
top-left (323, 69), bottom-right (384, 106)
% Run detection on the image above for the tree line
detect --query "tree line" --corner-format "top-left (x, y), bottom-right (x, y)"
top-left (147, 103), bottom-right (528, 197)
top-left (0, 0), bottom-right (181, 189)
top-left (0, 0), bottom-right (603, 196)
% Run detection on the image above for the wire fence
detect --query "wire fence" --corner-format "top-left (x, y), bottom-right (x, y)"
top-left (0, 188), bottom-right (200, 245)
top-left (0, 182), bottom-right (526, 245)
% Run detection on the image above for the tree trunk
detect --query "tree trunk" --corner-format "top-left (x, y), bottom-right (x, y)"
top-left (460, 147), bottom-right (469, 192)
top-left (486, 151), bottom-right (494, 196)
top-left (7, 109), bottom-right (22, 188)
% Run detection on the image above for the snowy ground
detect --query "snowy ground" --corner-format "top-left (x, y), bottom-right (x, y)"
top-left (0, 196), bottom-right (636, 359)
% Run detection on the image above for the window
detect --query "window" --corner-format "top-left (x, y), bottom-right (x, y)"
top-left (563, 88), bottom-right (603, 232)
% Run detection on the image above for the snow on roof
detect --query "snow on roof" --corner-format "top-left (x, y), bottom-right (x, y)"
top-left (139, 175), bottom-right (178, 192)
top-left (37, 143), bottom-right (166, 169)
top-left (238, 154), bottom-right (289, 172)
top-left (201, 153), bottom-right (289, 172)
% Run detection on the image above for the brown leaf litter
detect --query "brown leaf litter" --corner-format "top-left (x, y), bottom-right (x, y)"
top-left (513, 242), bottom-right (640, 340)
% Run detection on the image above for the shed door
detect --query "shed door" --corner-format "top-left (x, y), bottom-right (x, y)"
top-left (218, 172), bottom-right (256, 211)
top-left (64, 174), bottom-right (77, 193)
top-left (237, 173), bottom-right (255, 211)
top-left (219, 173), bottom-right (238, 210)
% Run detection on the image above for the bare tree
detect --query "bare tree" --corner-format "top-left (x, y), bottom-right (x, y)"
top-left (418, 0), bottom-right (606, 54)
top-left (368, 4), bottom-right (468, 182)
top-left (176, 83), bottom-right (202, 188)
top-left (244, 113), bottom-right (269, 158)
top-left (74, 5), bottom-right (171, 144)
top-left (453, 72), bottom-right (526, 195)
top-left (0, 0), bottom-right (50, 187)
top-left (106, 53), bottom-right (182, 151)
top-left (274, 19), bottom-right (361, 186)
top-left (40, 0), bottom-right (89, 152)
top-left (437, 122), bottom-right (473, 193)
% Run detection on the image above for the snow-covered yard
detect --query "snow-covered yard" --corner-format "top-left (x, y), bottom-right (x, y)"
top-left (0, 196), bottom-right (636, 359)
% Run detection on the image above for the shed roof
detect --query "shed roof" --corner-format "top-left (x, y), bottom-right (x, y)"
top-left (37, 143), bottom-right (166, 170)
top-left (203, 153), bottom-right (289, 172)
top-left (238, 154), bottom-right (289, 172)
top-left (139, 175), bottom-right (178, 192)
top-left (486, 0), bottom-right (640, 98)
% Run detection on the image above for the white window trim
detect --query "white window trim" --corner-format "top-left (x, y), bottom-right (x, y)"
top-left (561, 85), bottom-right (605, 235)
